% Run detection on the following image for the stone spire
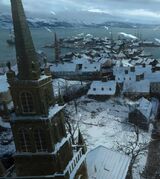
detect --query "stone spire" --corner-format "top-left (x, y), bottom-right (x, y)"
top-left (54, 32), bottom-right (61, 64)
top-left (11, 0), bottom-right (40, 80)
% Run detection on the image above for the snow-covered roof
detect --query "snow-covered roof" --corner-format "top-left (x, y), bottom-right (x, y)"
top-left (50, 61), bottom-right (101, 73)
top-left (0, 75), bottom-right (9, 93)
top-left (81, 63), bottom-right (101, 72)
top-left (73, 57), bottom-right (90, 64)
top-left (86, 145), bottom-right (131, 179)
top-left (48, 104), bottom-right (65, 118)
top-left (144, 71), bottom-right (160, 83)
top-left (135, 65), bottom-right (152, 75)
top-left (119, 32), bottom-right (137, 39)
top-left (88, 81), bottom-right (116, 96)
top-left (129, 58), bottom-right (155, 66)
top-left (123, 80), bottom-right (150, 94)
top-left (145, 58), bottom-right (157, 65)
top-left (137, 97), bottom-right (152, 119)
top-left (50, 63), bottom-right (76, 72)
top-left (116, 52), bottom-right (126, 58)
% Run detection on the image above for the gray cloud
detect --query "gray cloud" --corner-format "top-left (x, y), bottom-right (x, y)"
top-left (1, 0), bottom-right (160, 23)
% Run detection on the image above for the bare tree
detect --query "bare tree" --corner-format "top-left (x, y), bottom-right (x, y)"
top-left (115, 124), bottom-right (148, 179)
top-left (64, 108), bottom-right (82, 145)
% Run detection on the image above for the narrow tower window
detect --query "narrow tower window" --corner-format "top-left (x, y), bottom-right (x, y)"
top-left (20, 92), bottom-right (34, 113)
top-left (34, 129), bottom-right (47, 152)
top-left (18, 128), bottom-right (31, 152)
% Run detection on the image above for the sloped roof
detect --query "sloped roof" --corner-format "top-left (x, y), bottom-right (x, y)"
top-left (50, 63), bottom-right (76, 72)
top-left (137, 97), bottom-right (152, 119)
top-left (81, 63), bottom-right (101, 72)
top-left (123, 80), bottom-right (150, 94)
top-left (87, 81), bottom-right (116, 96)
top-left (86, 145), bottom-right (131, 179)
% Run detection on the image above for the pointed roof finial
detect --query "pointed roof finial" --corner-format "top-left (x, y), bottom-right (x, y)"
top-left (6, 61), bottom-right (11, 71)
top-left (10, 0), bottom-right (40, 80)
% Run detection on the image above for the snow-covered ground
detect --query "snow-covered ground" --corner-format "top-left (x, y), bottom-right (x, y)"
top-left (65, 96), bottom-right (151, 179)
top-left (0, 117), bottom-right (15, 157)
top-left (52, 78), bottom-right (85, 96)
top-left (0, 82), bottom-right (151, 178)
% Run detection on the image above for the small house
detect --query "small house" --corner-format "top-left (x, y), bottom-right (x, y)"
top-left (123, 80), bottom-right (150, 98)
top-left (87, 80), bottom-right (117, 99)
top-left (129, 97), bottom-right (159, 130)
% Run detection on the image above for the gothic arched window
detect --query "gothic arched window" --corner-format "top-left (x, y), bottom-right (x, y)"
top-left (18, 128), bottom-right (31, 152)
top-left (34, 129), bottom-right (47, 152)
top-left (20, 92), bottom-right (34, 113)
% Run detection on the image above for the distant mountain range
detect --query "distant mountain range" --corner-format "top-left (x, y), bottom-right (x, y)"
top-left (0, 13), bottom-right (158, 29)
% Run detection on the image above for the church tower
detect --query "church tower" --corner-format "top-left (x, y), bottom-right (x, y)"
top-left (6, 0), bottom-right (88, 178)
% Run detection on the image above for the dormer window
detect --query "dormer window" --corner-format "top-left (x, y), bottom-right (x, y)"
top-left (20, 92), bottom-right (34, 113)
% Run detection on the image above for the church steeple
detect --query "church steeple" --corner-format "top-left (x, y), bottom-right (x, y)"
top-left (7, 0), bottom-right (54, 116)
top-left (6, 0), bottom-right (88, 178)
top-left (11, 0), bottom-right (40, 80)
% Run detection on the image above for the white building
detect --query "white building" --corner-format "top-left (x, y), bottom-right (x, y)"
top-left (87, 80), bottom-right (117, 97)
top-left (123, 80), bottom-right (150, 97)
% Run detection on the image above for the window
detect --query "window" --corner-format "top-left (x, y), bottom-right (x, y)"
top-left (131, 67), bottom-right (135, 72)
top-left (20, 92), bottom-right (34, 113)
top-left (93, 88), bottom-right (96, 91)
top-left (18, 128), bottom-right (31, 152)
top-left (109, 88), bottom-right (112, 91)
top-left (34, 129), bottom-right (47, 152)
top-left (77, 64), bottom-right (82, 70)
top-left (101, 87), bottom-right (104, 91)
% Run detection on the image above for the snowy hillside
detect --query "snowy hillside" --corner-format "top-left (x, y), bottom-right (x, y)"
top-left (0, 13), bottom-right (155, 29)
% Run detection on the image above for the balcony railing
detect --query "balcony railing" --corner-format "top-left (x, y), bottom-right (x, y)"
top-left (67, 148), bottom-right (83, 175)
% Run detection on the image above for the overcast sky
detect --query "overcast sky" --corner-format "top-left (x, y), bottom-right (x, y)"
top-left (1, 0), bottom-right (160, 23)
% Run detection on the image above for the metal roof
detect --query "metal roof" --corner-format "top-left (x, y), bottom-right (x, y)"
top-left (86, 145), bottom-right (131, 179)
